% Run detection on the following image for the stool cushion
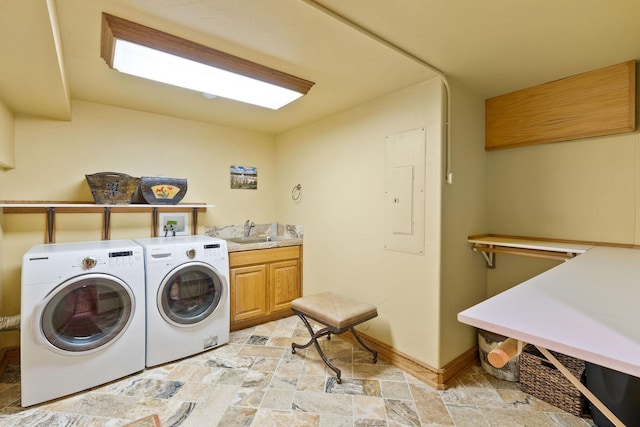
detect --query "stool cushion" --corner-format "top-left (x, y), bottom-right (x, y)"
top-left (292, 292), bottom-right (377, 330)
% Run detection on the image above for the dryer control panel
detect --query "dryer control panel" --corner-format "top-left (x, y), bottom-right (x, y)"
top-left (73, 249), bottom-right (142, 269)
top-left (107, 250), bottom-right (141, 267)
top-left (202, 242), bottom-right (227, 261)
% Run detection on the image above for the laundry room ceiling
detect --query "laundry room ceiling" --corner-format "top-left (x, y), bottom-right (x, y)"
top-left (1, 0), bottom-right (640, 134)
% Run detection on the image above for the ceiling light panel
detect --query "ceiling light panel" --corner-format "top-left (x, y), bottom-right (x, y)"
top-left (101, 13), bottom-right (314, 109)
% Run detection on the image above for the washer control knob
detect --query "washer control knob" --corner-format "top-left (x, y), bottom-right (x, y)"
top-left (186, 248), bottom-right (196, 259)
top-left (82, 256), bottom-right (97, 270)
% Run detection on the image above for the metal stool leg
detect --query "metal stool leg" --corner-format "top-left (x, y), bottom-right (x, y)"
top-left (291, 311), bottom-right (342, 383)
top-left (350, 326), bottom-right (377, 363)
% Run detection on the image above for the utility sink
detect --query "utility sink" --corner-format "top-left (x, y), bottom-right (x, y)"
top-left (228, 236), bottom-right (286, 244)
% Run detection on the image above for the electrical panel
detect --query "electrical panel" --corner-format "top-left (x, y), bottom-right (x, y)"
top-left (384, 127), bottom-right (426, 254)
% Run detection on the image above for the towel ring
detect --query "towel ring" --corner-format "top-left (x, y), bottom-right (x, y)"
top-left (291, 184), bottom-right (302, 201)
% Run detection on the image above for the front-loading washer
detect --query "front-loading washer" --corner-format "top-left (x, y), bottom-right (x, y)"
top-left (20, 240), bottom-right (145, 407)
top-left (135, 235), bottom-right (229, 367)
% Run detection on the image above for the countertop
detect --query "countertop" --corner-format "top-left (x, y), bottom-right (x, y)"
top-left (224, 237), bottom-right (303, 252)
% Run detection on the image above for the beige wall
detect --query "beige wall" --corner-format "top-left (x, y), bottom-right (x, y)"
top-left (0, 99), bottom-right (14, 169)
top-left (8, 101), bottom-right (277, 223)
top-left (439, 80), bottom-right (488, 366)
top-left (0, 99), bottom-right (13, 348)
top-left (637, 134), bottom-right (640, 245)
top-left (276, 78), bottom-right (487, 369)
top-left (1, 100), bottom-right (277, 346)
top-left (487, 133), bottom-right (638, 243)
top-left (487, 129), bottom-right (640, 292)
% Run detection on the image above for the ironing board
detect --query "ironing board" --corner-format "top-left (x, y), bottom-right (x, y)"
top-left (458, 245), bottom-right (640, 427)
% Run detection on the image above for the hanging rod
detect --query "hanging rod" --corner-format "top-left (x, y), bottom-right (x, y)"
top-left (468, 235), bottom-right (594, 268)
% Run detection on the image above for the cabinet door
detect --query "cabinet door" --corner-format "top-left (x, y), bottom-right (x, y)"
top-left (230, 264), bottom-right (267, 322)
top-left (269, 259), bottom-right (300, 313)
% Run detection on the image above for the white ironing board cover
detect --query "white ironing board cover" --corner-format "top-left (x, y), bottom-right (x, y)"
top-left (458, 246), bottom-right (640, 378)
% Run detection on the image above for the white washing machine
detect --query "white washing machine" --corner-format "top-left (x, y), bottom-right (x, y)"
top-left (135, 235), bottom-right (229, 367)
top-left (20, 240), bottom-right (145, 407)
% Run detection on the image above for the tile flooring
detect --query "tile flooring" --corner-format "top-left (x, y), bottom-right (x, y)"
top-left (0, 316), bottom-right (596, 426)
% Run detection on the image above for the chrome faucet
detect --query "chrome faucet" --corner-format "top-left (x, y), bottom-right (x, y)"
top-left (244, 220), bottom-right (255, 237)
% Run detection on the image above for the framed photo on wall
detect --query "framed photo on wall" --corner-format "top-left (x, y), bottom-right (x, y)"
top-left (230, 165), bottom-right (257, 189)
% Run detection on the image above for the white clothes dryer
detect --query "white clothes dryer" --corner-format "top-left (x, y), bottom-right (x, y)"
top-left (20, 240), bottom-right (145, 407)
top-left (135, 235), bottom-right (229, 367)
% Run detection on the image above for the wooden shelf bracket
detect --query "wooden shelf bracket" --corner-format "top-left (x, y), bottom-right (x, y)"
top-left (46, 207), bottom-right (55, 244)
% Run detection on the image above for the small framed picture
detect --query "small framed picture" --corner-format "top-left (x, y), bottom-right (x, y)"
top-left (158, 212), bottom-right (189, 236)
top-left (230, 165), bottom-right (258, 189)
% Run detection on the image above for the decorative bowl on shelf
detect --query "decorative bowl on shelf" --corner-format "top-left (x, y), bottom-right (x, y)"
top-left (85, 172), bottom-right (140, 204)
top-left (132, 176), bottom-right (188, 205)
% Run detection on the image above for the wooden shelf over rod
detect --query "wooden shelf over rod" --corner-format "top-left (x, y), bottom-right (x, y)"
top-left (468, 234), bottom-right (594, 268)
top-left (0, 201), bottom-right (211, 243)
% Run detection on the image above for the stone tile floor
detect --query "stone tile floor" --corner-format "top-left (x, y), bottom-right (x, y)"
top-left (0, 316), bottom-right (596, 426)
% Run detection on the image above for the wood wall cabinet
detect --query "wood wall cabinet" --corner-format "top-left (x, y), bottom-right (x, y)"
top-left (229, 245), bottom-right (302, 331)
top-left (485, 60), bottom-right (636, 150)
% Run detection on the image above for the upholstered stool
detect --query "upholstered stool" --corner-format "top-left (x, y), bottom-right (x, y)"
top-left (291, 292), bottom-right (378, 383)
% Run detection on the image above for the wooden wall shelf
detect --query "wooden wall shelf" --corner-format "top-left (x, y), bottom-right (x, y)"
top-left (0, 201), bottom-right (211, 243)
top-left (468, 234), bottom-right (594, 268)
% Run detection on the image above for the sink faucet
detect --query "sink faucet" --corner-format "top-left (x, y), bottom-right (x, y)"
top-left (244, 220), bottom-right (255, 237)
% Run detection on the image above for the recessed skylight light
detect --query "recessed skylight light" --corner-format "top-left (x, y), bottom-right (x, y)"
top-left (101, 13), bottom-right (314, 110)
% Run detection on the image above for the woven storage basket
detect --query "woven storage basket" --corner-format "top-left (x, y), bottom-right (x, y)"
top-left (85, 172), bottom-right (140, 204)
top-left (519, 345), bottom-right (585, 416)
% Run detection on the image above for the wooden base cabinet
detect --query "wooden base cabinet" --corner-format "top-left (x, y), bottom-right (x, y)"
top-left (229, 246), bottom-right (302, 331)
top-left (230, 264), bottom-right (267, 322)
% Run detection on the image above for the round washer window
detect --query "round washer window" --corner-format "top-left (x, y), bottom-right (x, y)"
top-left (158, 262), bottom-right (224, 326)
top-left (40, 274), bottom-right (133, 352)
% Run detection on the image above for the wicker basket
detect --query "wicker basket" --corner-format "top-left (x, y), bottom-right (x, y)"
top-left (519, 345), bottom-right (585, 416)
top-left (85, 172), bottom-right (140, 204)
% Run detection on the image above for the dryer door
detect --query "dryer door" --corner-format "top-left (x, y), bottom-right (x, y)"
top-left (157, 261), bottom-right (226, 326)
top-left (38, 273), bottom-right (134, 353)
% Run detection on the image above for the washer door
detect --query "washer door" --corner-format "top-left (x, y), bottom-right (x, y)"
top-left (37, 273), bottom-right (134, 354)
top-left (157, 261), bottom-right (226, 327)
